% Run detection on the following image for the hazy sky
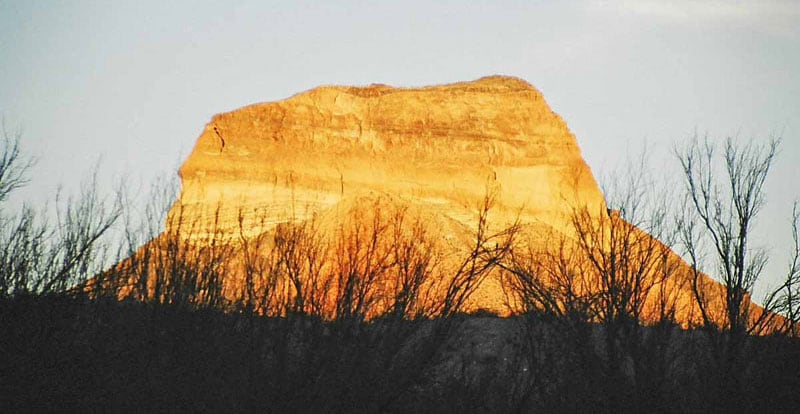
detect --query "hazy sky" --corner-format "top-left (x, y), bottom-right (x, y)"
top-left (1, 0), bottom-right (798, 292)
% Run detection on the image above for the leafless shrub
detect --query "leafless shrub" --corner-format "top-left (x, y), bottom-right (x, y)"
top-left (770, 202), bottom-right (800, 336)
top-left (676, 134), bottom-right (800, 411)
top-left (501, 150), bottom-right (685, 411)
top-left (0, 132), bottom-right (121, 297)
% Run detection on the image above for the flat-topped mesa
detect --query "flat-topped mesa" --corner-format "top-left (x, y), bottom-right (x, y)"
top-left (175, 76), bottom-right (606, 239)
top-left (114, 76), bottom-right (773, 324)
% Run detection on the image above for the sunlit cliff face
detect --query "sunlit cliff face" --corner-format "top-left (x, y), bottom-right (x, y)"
top-left (175, 76), bottom-right (605, 239)
top-left (167, 76), bottom-right (608, 313)
top-left (158, 76), bottom-right (741, 321)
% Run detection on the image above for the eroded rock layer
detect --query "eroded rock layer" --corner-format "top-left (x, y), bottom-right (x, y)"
top-left (176, 76), bottom-right (605, 239)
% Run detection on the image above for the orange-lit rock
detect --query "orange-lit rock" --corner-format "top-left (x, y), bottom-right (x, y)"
top-left (151, 76), bottom-right (763, 324)
top-left (176, 76), bottom-right (604, 239)
top-left (170, 76), bottom-right (609, 314)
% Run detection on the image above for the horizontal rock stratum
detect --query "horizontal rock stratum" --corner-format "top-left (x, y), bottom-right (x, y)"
top-left (138, 76), bottom-right (760, 323)
top-left (177, 76), bottom-right (604, 238)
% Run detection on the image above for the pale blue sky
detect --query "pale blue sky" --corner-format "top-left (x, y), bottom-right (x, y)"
top-left (1, 0), bottom-right (798, 292)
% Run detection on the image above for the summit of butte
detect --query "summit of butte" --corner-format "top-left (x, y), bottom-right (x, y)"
top-left (178, 75), bottom-right (605, 240)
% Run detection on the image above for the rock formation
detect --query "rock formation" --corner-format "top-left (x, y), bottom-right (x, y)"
top-left (142, 75), bottom-right (759, 324)
top-left (176, 76), bottom-right (604, 239)
top-left (166, 76), bottom-right (612, 313)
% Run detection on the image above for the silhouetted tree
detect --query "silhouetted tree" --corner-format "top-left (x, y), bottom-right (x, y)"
top-left (676, 135), bottom-right (797, 412)
top-left (0, 125), bottom-right (33, 204)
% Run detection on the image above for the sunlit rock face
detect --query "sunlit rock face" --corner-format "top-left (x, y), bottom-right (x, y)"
top-left (176, 76), bottom-right (605, 239)
top-left (166, 76), bottom-right (720, 320)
